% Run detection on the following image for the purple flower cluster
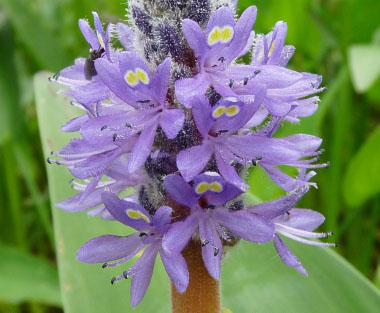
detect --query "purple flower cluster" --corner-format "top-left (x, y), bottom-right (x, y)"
top-left (50, 0), bottom-right (334, 306)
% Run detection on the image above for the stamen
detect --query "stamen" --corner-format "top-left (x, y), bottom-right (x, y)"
top-left (137, 99), bottom-right (150, 103)
top-left (139, 232), bottom-right (148, 237)
top-left (277, 231), bottom-right (336, 247)
top-left (112, 134), bottom-right (117, 142)
top-left (123, 271), bottom-right (129, 279)
top-left (213, 247), bottom-right (220, 256)
top-left (251, 156), bottom-right (262, 166)
top-left (201, 239), bottom-right (209, 247)
top-left (53, 72), bottom-right (60, 80)
top-left (102, 263), bottom-right (108, 268)
top-left (254, 70), bottom-right (261, 75)
top-left (47, 157), bottom-right (62, 165)
top-left (276, 223), bottom-right (333, 239)
top-left (204, 204), bottom-right (216, 210)
top-left (243, 77), bottom-right (248, 85)
top-left (218, 56), bottom-right (225, 63)
top-left (100, 125), bottom-right (107, 131)
top-left (229, 79), bottom-right (234, 88)
top-left (125, 122), bottom-right (132, 128)
top-left (217, 130), bottom-right (228, 136)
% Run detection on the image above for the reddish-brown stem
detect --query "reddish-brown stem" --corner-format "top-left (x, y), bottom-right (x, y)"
top-left (171, 240), bottom-right (221, 313)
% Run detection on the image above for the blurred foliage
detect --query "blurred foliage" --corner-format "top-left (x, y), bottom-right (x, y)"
top-left (0, 0), bottom-right (379, 312)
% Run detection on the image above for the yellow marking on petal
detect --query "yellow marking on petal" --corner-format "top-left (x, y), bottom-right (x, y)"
top-left (225, 105), bottom-right (240, 117)
top-left (125, 70), bottom-right (139, 87)
top-left (134, 249), bottom-right (144, 259)
top-left (208, 27), bottom-right (221, 46)
top-left (195, 182), bottom-right (209, 194)
top-left (136, 68), bottom-right (150, 85)
top-left (268, 40), bottom-right (276, 57)
top-left (96, 31), bottom-right (105, 49)
top-left (209, 182), bottom-right (223, 192)
top-left (212, 106), bottom-right (226, 119)
top-left (126, 209), bottom-right (150, 223)
top-left (220, 26), bottom-right (234, 43)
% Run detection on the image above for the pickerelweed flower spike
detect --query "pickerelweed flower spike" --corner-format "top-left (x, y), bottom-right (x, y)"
top-left (50, 1), bottom-right (333, 310)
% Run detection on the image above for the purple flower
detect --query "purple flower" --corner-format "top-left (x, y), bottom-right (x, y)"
top-left (52, 12), bottom-right (113, 110)
top-left (77, 192), bottom-right (189, 306)
top-left (162, 173), bottom-right (274, 279)
top-left (79, 12), bottom-right (111, 58)
top-left (94, 53), bottom-right (185, 172)
top-left (56, 158), bottom-right (146, 216)
top-left (246, 21), bottom-right (325, 122)
top-left (175, 5), bottom-right (258, 107)
top-left (248, 171), bottom-right (335, 275)
top-left (177, 95), bottom-right (326, 191)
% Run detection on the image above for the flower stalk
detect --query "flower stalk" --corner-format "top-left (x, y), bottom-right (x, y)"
top-left (171, 240), bottom-right (221, 313)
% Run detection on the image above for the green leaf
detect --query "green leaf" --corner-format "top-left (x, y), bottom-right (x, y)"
top-left (0, 13), bottom-right (20, 144)
top-left (36, 71), bottom-right (380, 312)
top-left (0, 243), bottom-right (61, 306)
top-left (343, 125), bottom-right (380, 207)
top-left (0, 0), bottom-right (70, 71)
top-left (222, 240), bottom-right (380, 313)
top-left (348, 44), bottom-right (380, 93)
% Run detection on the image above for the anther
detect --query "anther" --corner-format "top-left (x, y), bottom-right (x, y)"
top-left (111, 277), bottom-right (116, 285)
top-left (224, 234), bottom-right (232, 242)
top-left (213, 247), bottom-right (220, 256)
top-left (251, 156), bottom-right (262, 166)
top-left (229, 79), bottom-right (234, 88)
top-left (112, 134), bottom-right (117, 142)
top-left (254, 70), bottom-right (261, 75)
top-left (230, 200), bottom-right (244, 211)
top-left (243, 77), bottom-right (248, 85)
top-left (150, 233), bottom-right (155, 236)
top-left (212, 64), bottom-right (218, 68)
top-left (217, 130), bottom-right (228, 136)
top-left (204, 204), bottom-right (216, 210)
top-left (47, 157), bottom-right (52, 164)
top-left (123, 271), bottom-right (129, 279)
top-left (137, 99), bottom-right (150, 104)
top-left (139, 232), bottom-right (148, 237)
top-left (325, 161), bottom-right (331, 168)
top-left (53, 72), bottom-right (60, 80)
top-left (334, 242), bottom-right (338, 247)
top-left (125, 122), bottom-right (132, 128)
top-left (102, 263), bottom-right (108, 268)
top-left (100, 125), bottom-right (107, 131)
top-left (201, 239), bottom-right (209, 247)
top-left (218, 56), bottom-right (225, 63)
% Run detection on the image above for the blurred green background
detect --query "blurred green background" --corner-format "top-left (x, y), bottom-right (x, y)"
top-left (1, 0), bottom-right (380, 312)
